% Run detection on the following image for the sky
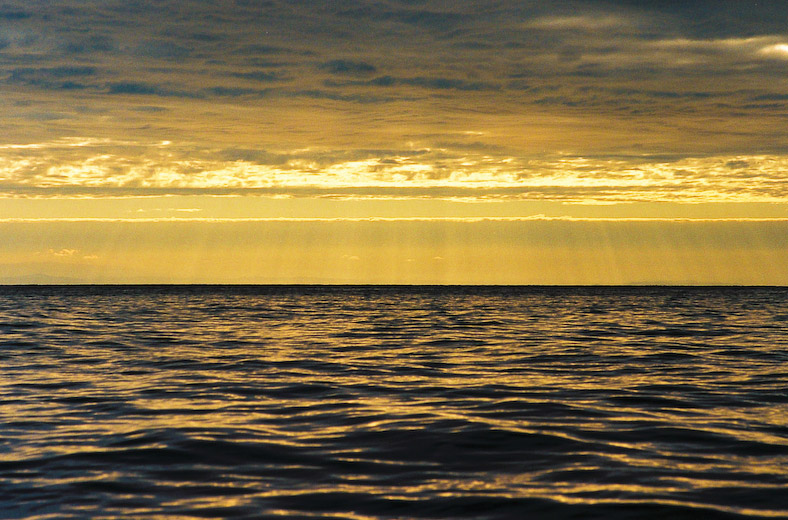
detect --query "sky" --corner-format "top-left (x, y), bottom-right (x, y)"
top-left (2, 0), bottom-right (788, 283)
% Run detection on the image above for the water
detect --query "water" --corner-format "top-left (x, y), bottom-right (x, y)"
top-left (1, 285), bottom-right (787, 519)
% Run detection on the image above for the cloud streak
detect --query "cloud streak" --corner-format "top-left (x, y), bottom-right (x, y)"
top-left (4, 216), bottom-right (788, 223)
top-left (3, 136), bottom-right (788, 203)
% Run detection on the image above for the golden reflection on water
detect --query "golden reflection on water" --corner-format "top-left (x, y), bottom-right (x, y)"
top-left (2, 286), bottom-right (788, 518)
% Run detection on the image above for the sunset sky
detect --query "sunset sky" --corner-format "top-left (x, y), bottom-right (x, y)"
top-left (2, 1), bottom-right (788, 283)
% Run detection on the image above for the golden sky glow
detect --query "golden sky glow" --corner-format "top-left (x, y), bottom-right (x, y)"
top-left (2, 1), bottom-right (788, 283)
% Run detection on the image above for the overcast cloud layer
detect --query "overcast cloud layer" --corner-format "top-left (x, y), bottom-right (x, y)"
top-left (3, 1), bottom-right (788, 206)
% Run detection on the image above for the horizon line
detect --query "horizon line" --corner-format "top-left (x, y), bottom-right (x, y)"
top-left (2, 283), bottom-right (786, 288)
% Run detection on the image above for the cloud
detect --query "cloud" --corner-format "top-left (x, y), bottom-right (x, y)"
top-left (320, 59), bottom-right (377, 75)
top-left (106, 82), bottom-right (198, 98)
top-left (758, 43), bottom-right (788, 59)
top-left (524, 15), bottom-right (632, 31)
top-left (231, 44), bottom-right (304, 56)
top-left (725, 160), bottom-right (749, 169)
top-left (5, 66), bottom-right (98, 90)
top-left (48, 248), bottom-right (77, 257)
top-left (106, 82), bottom-right (165, 95)
top-left (133, 40), bottom-right (192, 59)
top-left (204, 86), bottom-right (270, 97)
top-left (646, 36), bottom-right (788, 66)
top-left (2, 137), bottom-right (788, 204)
top-left (749, 93), bottom-right (788, 101)
top-left (336, 6), bottom-right (470, 31)
top-left (283, 88), bottom-right (392, 103)
top-left (230, 71), bottom-right (283, 82)
top-left (132, 105), bottom-right (168, 112)
top-left (0, 10), bottom-right (30, 21)
top-left (332, 75), bottom-right (499, 92)
top-left (9, 66), bottom-right (97, 79)
top-left (63, 35), bottom-right (114, 54)
top-left (217, 148), bottom-right (290, 164)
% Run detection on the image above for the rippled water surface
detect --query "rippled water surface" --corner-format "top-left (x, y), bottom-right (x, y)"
top-left (1, 285), bottom-right (788, 519)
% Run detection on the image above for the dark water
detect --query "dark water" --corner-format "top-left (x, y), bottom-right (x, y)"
top-left (1, 285), bottom-right (788, 519)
